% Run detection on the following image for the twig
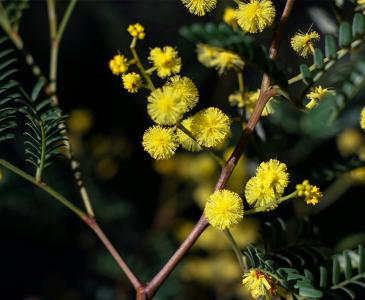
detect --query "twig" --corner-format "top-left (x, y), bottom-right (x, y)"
top-left (142, 1), bottom-right (296, 298)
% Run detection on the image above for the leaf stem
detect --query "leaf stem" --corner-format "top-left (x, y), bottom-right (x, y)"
top-left (0, 158), bottom-right (85, 219)
top-left (35, 120), bottom-right (46, 183)
top-left (224, 228), bottom-right (247, 272)
top-left (130, 37), bottom-right (155, 91)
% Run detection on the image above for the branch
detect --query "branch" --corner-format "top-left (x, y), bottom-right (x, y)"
top-left (142, 1), bottom-right (296, 298)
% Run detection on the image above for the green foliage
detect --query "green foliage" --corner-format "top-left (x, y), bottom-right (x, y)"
top-left (0, 37), bottom-right (18, 143)
top-left (179, 22), bottom-right (287, 87)
top-left (17, 79), bottom-right (67, 176)
top-left (296, 13), bottom-right (365, 87)
top-left (1, 0), bottom-right (29, 31)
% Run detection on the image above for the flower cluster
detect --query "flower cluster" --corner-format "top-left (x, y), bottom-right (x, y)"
top-left (197, 43), bottom-right (244, 75)
top-left (148, 46), bottom-right (182, 78)
top-left (296, 180), bottom-right (323, 205)
top-left (305, 85), bottom-right (332, 109)
top-left (109, 54), bottom-right (129, 75)
top-left (245, 159), bottom-right (289, 210)
top-left (204, 189), bottom-right (244, 230)
top-left (242, 269), bottom-right (277, 299)
top-left (229, 89), bottom-right (273, 116)
top-left (127, 23), bottom-right (145, 40)
top-left (291, 29), bottom-right (320, 58)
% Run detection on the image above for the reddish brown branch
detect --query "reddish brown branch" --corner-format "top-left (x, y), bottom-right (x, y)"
top-left (83, 216), bottom-right (143, 291)
top-left (137, 1), bottom-right (296, 298)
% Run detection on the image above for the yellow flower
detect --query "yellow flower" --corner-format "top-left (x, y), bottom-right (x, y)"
top-left (337, 129), bottom-right (364, 156)
top-left (177, 117), bottom-right (202, 152)
top-left (291, 30), bottom-right (320, 58)
top-left (223, 7), bottom-right (238, 29)
top-left (296, 180), bottom-right (323, 205)
top-left (229, 89), bottom-right (273, 116)
top-left (147, 86), bottom-right (187, 125)
top-left (181, 0), bottom-right (217, 16)
top-left (122, 72), bottom-right (142, 93)
top-left (148, 46), bottom-right (182, 78)
top-left (350, 167), bottom-right (365, 183)
top-left (196, 43), bottom-right (221, 67)
top-left (306, 86), bottom-right (332, 109)
top-left (191, 107), bottom-right (231, 147)
top-left (245, 159), bottom-right (289, 209)
top-left (242, 269), bottom-right (276, 299)
top-left (361, 107), bottom-right (365, 131)
top-left (142, 126), bottom-right (179, 160)
top-left (236, 0), bottom-right (276, 33)
top-left (210, 50), bottom-right (244, 75)
top-left (204, 189), bottom-right (244, 230)
top-left (166, 75), bottom-right (199, 110)
top-left (358, 0), bottom-right (365, 4)
top-left (127, 23), bottom-right (145, 40)
top-left (67, 109), bottom-right (93, 134)
top-left (109, 54), bottom-right (129, 75)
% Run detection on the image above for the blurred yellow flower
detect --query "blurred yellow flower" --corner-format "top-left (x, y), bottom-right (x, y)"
top-left (350, 167), bottom-right (365, 183)
top-left (236, 0), bottom-right (276, 33)
top-left (181, 0), bottom-right (217, 16)
top-left (361, 107), bottom-right (365, 131)
top-left (148, 46), bottom-right (182, 78)
top-left (229, 89), bottom-right (273, 116)
top-left (96, 158), bottom-right (119, 180)
top-left (196, 43), bottom-right (220, 68)
top-left (210, 50), bottom-right (244, 75)
top-left (223, 7), bottom-right (238, 29)
top-left (291, 30), bottom-right (320, 58)
top-left (337, 129), bottom-right (364, 156)
top-left (67, 109), bottom-right (93, 134)
top-left (306, 86), bottom-right (332, 109)
top-left (177, 117), bottom-right (202, 152)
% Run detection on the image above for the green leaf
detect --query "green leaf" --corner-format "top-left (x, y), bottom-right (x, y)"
top-left (338, 286), bottom-right (355, 299)
top-left (31, 78), bottom-right (45, 102)
top-left (344, 251), bottom-right (353, 280)
top-left (298, 287), bottom-right (323, 298)
top-left (332, 257), bottom-right (340, 285)
top-left (313, 48), bottom-right (324, 69)
top-left (320, 266), bottom-right (328, 288)
top-left (300, 64), bottom-right (313, 85)
top-left (339, 22), bottom-right (352, 48)
top-left (352, 13), bottom-right (365, 38)
top-left (325, 35), bottom-right (337, 58)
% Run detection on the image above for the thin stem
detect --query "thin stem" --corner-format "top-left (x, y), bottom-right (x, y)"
top-left (57, 0), bottom-right (78, 42)
top-left (176, 122), bottom-right (225, 167)
top-left (0, 159), bottom-right (86, 219)
top-left (130, 38), bottom-right (155, 91)
top-left (145, 215), bottom-right (209, 298)
top-left (237, 71), bottom-right (244, 92)
top-left (224, 228), bottom-right (247, 272)
top-left (35, 120), bottom-right (46, 183)
top-left (84, 217), bottom-right (143, 290)
top-left (245, 191), bottom-right (298, 216)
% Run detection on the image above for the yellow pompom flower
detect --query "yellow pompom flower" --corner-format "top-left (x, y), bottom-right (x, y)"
top-left (242, 269), bottom-right (276, 299)
top-left (148, 46), bottom-right (182, 78)
top-left (142, 126), bottom-right (179, 160)
top-left (210, 50), bottom-right (244, 75)
top-left (109, 54), bottom-right (129, 75)
top-left (291, 30), bottom-right (320, 58)
top-left (191, 107), bottom-right (231, 147)
top-left (204, 189), bottom-right (244, 230)
top-left (181, 0), bottom-right (217, 16)
top-left (236, 0), bottom-right (276, 33)
top-left (223, 7), bottom-right (238, 29)
top-left (177, 117), bottom-right (202, 152)
top-left (147, 86), bottom-right (187, 125)
top-left (296, 180), bottom-right (323, 205)
top-left (166, 75), bottom-right (199, 110)
top-left (361, 107), bottom-right (365, 131)
top-left (196, 43), bottom-right (221, 68)
top-left (306, 86), bottom-right (332, 109)
top-left (127, 23), bottom-right (145, 40)
top-left (122, 72), bottom-right (142, 93)
top-left (245, 159), bottom-right (289, 209)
